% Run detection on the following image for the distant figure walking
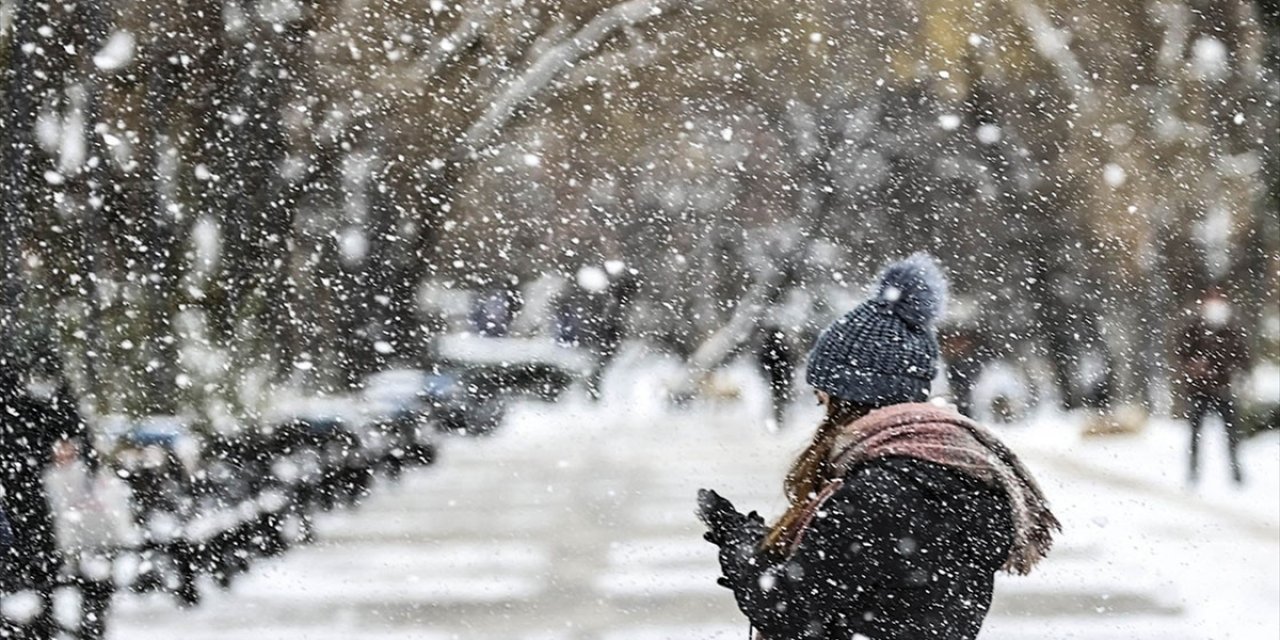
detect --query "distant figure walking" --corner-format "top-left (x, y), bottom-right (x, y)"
top-left (698, 254), bottom-right (1058, 640)
top-left (556, 265), bottom-right (629, 400)
top-left (2, 367), bottom-right (87, 639)
top-left (939, 318), bottom-right (989, 419)
top-left (470, 288), bottom-right (519, 337)
top-left (756, 324), bottom-right (795, 430)
top-left (0, 505), bottom-right (12, 560)
top-left (1177, 290), bottom-right (1250, 486)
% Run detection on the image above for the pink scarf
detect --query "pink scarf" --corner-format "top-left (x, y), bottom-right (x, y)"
top-left (822, 403), bottom-right (1060, 574)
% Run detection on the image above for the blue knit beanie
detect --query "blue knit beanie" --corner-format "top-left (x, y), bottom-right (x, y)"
top-left (805, 253), bottom-right (949, 407)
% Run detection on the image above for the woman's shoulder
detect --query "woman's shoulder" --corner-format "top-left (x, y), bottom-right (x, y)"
top-left (841, 455), bottom-right (951, 485)
top-left (831, 458), bottom-right (1012, 552)
top-left (827, 457), bottom-right (936, 512)
top-left (839, 457), bottom-right (1005, 508)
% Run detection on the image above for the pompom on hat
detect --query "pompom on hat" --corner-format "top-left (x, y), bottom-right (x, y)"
top-left (806, 253), bottom-right (949, 406)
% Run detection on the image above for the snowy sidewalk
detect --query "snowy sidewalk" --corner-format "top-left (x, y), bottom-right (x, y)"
top-left (991, 416), bottom-right (1279, 640)
top-left (108, 387), bottom-right (1279, 639)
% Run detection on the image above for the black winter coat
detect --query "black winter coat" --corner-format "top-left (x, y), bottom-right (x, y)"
top-left (1177, 318), bottom-right (1248, 396)
top-left (724, 457), bottom-right (1014, 640)
top-left (1, 387), bottom-right (85, 588)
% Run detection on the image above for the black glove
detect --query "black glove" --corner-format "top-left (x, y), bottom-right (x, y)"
top-left (696, 488), bottom-right (740, 544)
top-left (715, 520), bottom-right (772, 594)
top-left (698, 489), bottom-right (771, 592)
top-left (697, 488), bottom-right (768, 544)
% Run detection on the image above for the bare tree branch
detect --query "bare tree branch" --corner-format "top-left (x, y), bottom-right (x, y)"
top-left (406, 0), bottom-right (502, 84)
top-left (1005, 0), bottom-right (1098, 116)
top-left (668, 104), bottom-right (832, 399)
top-left (526, 20), bottom-right (578, 63)
top-left (559, 36), bottom-right (664, 91)
top-left (675, 260), bottom-right (787, 391)
top-left (459, 0), bottom-right (685, 155)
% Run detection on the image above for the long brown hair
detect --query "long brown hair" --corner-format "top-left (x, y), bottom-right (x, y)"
top-left (762, 396), bottom-right (871, 552)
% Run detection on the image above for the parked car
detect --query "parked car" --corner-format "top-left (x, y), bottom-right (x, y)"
top-left (419, 367), bottom-right (505, 436)
top-left (364, 369), bottom-right (441, 469)
top-left (433, 333), bottom-right (596, 403)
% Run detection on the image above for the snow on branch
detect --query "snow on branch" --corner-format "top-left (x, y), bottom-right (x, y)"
top-left (1149, 0), bottom-right (1191, 77)
top-left (525, 20), bottom-right (579, 63)
top-left (1005, 0), bottom-right (1097, 116)
top-left (459, 0), bottom-right (685, 155)
top-left (672, 261), bottom-right (787, 395)
top-left (405, 0), bottom-right (502, 84)
top-left (559, 35), bottom-right (665, 92)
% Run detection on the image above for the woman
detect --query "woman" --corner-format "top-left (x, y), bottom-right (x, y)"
top-left (698, 254), bottom-right (1059, 640)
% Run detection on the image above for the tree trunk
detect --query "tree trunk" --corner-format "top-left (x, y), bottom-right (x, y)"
top-left (0, 0), bottom-right (48, 342)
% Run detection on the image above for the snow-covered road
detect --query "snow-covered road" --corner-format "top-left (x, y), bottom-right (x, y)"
top-left (109, 371), bottom-right (1279, 640)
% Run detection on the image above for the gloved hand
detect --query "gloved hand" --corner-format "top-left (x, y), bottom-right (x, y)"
top-left (698, 489), bottom-right (770, 590)
top-left (697, 488), bottom-right (768, 543)
top-left (696, 489), bottom-right (745, 543)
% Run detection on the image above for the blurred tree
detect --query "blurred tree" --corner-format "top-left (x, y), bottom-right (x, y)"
top-left (1, 0), bottom-right (1275, 421)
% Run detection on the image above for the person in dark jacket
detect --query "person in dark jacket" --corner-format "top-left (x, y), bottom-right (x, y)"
top-left (556, 265), bottom-right (628, 400)
top-left (470, 287), bottom-right (519, 337)
top-left (1176, 290), bottom-right (1250, 485)
top-left (1, 366), bottom-right (87, 638)
top-left (698, 254), bottom-right (1059, 640)
top-left (0, 505), bottom-right (12, 560)
top-left (756, 324), bottom-right (796, 430)
top-left (939, 313), bottom-right (991, 419)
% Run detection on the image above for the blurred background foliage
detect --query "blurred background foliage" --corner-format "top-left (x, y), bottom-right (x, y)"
top-left (1, 0), bottom-right (1277, 422)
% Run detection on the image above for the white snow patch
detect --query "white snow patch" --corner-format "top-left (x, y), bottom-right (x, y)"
top-left (93, 31), bottom-right (135, 71)
top-left (257, 0), bottom-right (303, 25)
top-left (1252, 363), bottom-right (1280, 403)
top-left (338, 227), bottom-right (367, 263)
top-left (191, 216), bottom-right (221, 274)
top-left (606, 537), bottom-right (717, 566)
top-left (976, 123), bottom-right (1002, 144)
top-left (1190, 36), bottom-right (1229, 81)
top-left (434, 334), bottom-right (595, 375)
top-left (576, 265), bottom-right (609, 292)
top-left (1103, 162), bottom-right (1127, 187)
top-left (35, 110), bottom-right (61, 153)
top-left (595, 566), bottom-right (724, 597)
top-left (58, 85), bottom-right (88, 172)
top-left (601, 626), bottom-right (742, 640)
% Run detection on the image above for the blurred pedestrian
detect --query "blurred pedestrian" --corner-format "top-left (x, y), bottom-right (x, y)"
top-left (45, 440), bottom-right (128, 640)
top-left (1, 364), bottom-right (88, 639)
top-left (755, 324), bottom-right (795, 430)
top-left (939, 305), bottom-right (990, 418)
top-left (470, 288), bottom-right (519, 337)
top-left (0, 505), bottom-right (12, 560)
top-left (556, 265), bottom-right (627, 400)
top-left (697, 254), bottom-right (1058, 640)
top-left (1177, 289), bottom-right (1250, 486)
